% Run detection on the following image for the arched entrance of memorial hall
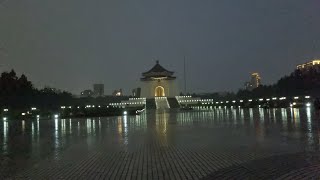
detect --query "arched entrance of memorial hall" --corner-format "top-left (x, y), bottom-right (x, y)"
top-left (155, 86), bottom-right (165, 97)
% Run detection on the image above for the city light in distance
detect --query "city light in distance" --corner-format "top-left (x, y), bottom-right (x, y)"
top-left (3, 109), bottom-right (8, 112)
top-left (294, 97), bottom-right (299, 100)
top-left (3, 117), bottom-right (7, 121)
top-left (54, 114), bottom-right (59, 118)
top-left (279, 97), bottom-right (287, 100)
top-left (248, 99), bottom-right (253, 102)
top-left (22, 113), bottom-right (26, 116)
top-left (305, 96), bottom-right (311, 99)
top-left (306, 103), bottom-right (311, 107)
top-left (31, 107), bottom-right (37, 111)
top-left (123, 111), bottom-right (128, 115)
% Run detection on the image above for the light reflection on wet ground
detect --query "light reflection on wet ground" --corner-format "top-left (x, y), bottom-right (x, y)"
top-left (1, 108), bottom-right (320, 179)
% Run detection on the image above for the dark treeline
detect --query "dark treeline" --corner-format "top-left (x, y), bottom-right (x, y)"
top-left (196, 68), bottom-right (320, 100)
top-left (0, 70), bottom-right (73, 109)
top-left (0, 70), bottom-right (128, 110)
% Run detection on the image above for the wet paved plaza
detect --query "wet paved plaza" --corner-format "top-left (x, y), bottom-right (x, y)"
top-left (1, 108), bottom-right (320, 179)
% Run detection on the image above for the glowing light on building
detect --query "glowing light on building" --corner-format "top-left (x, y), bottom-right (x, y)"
top-left (3, 109), bottom-right (8, 112)
top-left (248, 99), bottom-right (253, 102)
top-left (305, 96), bottom-right (311, 99)
top-left (306, 103), bottom-right (311, 107)
top-left (297, 60), bottom-right (320, 70)
top-left (54, 114), bottom-right (59, 118)
top-left (294, 97), bottom-right (299, 100)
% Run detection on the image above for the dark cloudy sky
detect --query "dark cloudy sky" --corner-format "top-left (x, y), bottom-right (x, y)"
top-left (1, 0), bottom-right (320, 95)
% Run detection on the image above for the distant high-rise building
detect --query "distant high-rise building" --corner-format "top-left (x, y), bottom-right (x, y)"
top-left (93, 84), bottom-right (104, 97)
top-left (132, 88), bottom-right (141, 97)
top-left (251, 73), bottom-right (261, 89)
top-left (244, 73), bottom-right (261, 91)
top-left (296, 59), bottom-right (320, 72)
top-left (81, 90), bottom-right (94, 97)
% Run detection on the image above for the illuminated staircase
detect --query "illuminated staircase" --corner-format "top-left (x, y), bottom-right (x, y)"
top-left (155, 97), bottom-right (170, 109)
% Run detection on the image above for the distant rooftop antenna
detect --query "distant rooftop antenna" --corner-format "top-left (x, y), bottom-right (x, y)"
top-left (184, 56), bottom-right (187, 94)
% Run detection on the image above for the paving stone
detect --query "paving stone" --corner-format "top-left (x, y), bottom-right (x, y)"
top-left (0, 108), bottom-right (320, 179)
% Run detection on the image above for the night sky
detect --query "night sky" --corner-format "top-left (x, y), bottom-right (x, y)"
top-left (1, 0), bottom-right (320, 95)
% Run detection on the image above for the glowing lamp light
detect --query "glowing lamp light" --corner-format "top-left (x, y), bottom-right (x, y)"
top-left (294, 97), bottom-right (299, 100)
top-left (123, 111), bottom-right (128, 115)
top-left (306, 103), bottom-right (311, 107)
top-left (22, 113), bottom-right (26, 116)
top-left (3, 117), bottom-right (7, 121)
top-left (31, 107), bottom-right (37, 111)
top-left (259, 99), bottom-right (264, 101)
top-left (305, 96), bottom-right (311, 99)
top-left (3, 109), bottom-right (8, 112)
top-left (248, 99), bottom-right (253, 102)
top-left (272, 97), bottom-right (277, 100)
top-left (61, 106), bottom-right (66, 109)
top-left (54, 114), bottom-right (59, 118)
top-left (240, 100), bottom-right (243, 102)
top-left (293, 102), bottom-right (297, 106)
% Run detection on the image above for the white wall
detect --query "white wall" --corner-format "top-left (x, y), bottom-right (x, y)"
top-left (141, 79), bottom-right (178, 98)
